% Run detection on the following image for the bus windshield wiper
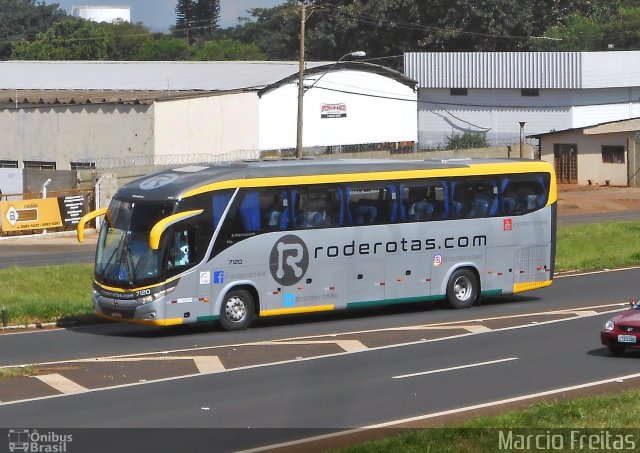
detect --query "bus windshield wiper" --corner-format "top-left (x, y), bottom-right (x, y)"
top-left (103, 231), bottom-right (127, 279)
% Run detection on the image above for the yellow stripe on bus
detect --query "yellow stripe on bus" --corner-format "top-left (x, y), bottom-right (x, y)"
top-left (181, 161), bottom-right (558, 205)
top-left (260, 305), bottom-right (335, 317)
top-left (513, 280), bottom-right (553, 293)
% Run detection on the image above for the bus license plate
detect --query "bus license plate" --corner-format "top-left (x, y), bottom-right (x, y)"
top-left (618, 334), bottom-right (637, 343)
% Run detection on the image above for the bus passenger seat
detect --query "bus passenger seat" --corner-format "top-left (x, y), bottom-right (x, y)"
top-left (355, 204), bottom-right (377, 224)
top-left (411, 200), bottom-right (434, 221)
top-left (469, 197), bottom-right (490, 217)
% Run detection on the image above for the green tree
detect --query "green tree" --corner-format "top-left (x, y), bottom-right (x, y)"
top-left (175, 0), bottom-right (197, 43)
top-left (534, 15), bottom-right (605, 50)
top-left (96, 20), bottom-right (153, 60)
top-left (311, 0), bottom-right (422, 59)
top-left (226, 1), bottom-right (301, 60)
top-left (11, 18), bottom-right (109, 60)
top-left (534, 4), bottom-right (640, 51)
top-left (0, 0), bottom-right (67, 59)
top-left (135, 38), bottom-right (193, 60)
top-left (175, 0), bottom-right (220, 44)
top-left (193, 38), bottom-right (266, 60)
top-left (194, 0), bottom-right (221, 41)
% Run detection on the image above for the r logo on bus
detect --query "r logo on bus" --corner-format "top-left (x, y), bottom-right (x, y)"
top-left (269, 235), bottom-right (309, 286)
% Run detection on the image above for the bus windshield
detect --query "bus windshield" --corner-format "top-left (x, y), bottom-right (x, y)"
top-left (95, 199), bottom-right (176, 287)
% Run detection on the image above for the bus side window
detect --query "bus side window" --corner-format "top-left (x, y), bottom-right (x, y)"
top-left (295, 186), bottom-right (343, 229)
top-left (400, 182), bottom-right (445, 222)
top-left (501, 174), bottom-right (550, 215)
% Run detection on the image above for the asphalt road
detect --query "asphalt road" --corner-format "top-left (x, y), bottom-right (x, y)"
top-left (0, 269), bottom-right (638, 452)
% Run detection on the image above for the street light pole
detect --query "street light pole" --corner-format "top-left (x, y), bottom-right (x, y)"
top-left (519, 121), bottom-right (526, 158)
top-left (295, 46), bottom-right (366, 159)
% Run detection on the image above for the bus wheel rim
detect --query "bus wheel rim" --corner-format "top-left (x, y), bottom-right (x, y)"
top-left (453, 276), bottom-right (472, 301)
top-left (225, 296), bottom-right (247, 322)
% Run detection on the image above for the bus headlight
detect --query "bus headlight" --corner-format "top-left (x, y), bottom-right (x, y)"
top-left (605, 320), bottom-right (615, 331)
top-left (138, 290), bottom-right (167, 305)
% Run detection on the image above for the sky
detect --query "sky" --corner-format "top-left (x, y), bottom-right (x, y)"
top-left (44, 0), bottom-right (285, 31)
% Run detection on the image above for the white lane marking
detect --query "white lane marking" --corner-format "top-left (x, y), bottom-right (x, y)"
top-left (237, 371), bottom-right (640, 453)
top-left (192, 356), bottom-right (225, 374)
top-left (395, 325), bottom-right (492, 333)
top-left (560, 310), bottom-right (599, 317)
top-left (335, 340), bottom-right (368, 353)
top-left (392, 357), bottom-right (518, 380)
top-left (33, 374), bottom-right (87, 395)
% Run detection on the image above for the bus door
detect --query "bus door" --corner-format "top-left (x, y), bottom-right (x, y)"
top-left (163, 226), bottom-right (206, 323)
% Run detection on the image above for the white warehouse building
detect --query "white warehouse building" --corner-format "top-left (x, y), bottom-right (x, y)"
top-left (71, 5), bottom-right (131, 23)
top-left (404, 51), bottom-right (640, 150)
top-left (0, 61), bottom-right (417, 170)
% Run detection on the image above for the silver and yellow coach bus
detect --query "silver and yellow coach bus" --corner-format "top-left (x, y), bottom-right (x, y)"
top-left (78, 158), bottom-right (557, 331)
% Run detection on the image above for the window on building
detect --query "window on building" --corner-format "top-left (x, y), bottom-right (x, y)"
top-left (450, 88), bottom-right (468, 96)
top-left (601, 146), bottom-right (625, 164)
top-left (521, 89), bottom-right (540, 97)
top-left (449, 88), bottom-right (468, 96)
top-left (71, 162), bottom-right (96, 170)
top-left (23, 161), bottom-right (56, 170)
top-left (0, 160), bottom-right (18, 168)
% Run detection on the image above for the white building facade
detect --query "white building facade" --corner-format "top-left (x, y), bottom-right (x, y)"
top-left (404, 52), bottom-right (640, 149)
top-left (71, 5), bottom-right (131, 23)
top-left (0, 61), bottom-right (417, 170)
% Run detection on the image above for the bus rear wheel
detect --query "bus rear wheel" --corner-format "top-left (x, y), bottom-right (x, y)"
top-left (446, 268), bottom-right (478, 309)
top-left (219, 289), bottom-right (255, 331)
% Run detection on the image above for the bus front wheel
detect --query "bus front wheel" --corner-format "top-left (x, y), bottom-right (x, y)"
top-left (219, 289), bottom-right (255, 331)
top-left (446, 268), bottom-right (478, 309)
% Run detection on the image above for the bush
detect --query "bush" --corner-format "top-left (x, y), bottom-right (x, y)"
top-left (444, 132), bottom-right (489, 150)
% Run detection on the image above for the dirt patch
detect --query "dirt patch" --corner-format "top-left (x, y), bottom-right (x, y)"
top-left (557, 184), bottom-right (640, 216)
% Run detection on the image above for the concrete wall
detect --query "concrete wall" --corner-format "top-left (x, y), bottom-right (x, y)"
top-left (0, 104), bottom-right (154, 170)
top-left (540, 130), bottom-right (630, 186)
top-left (154, 93), bottom-right (260, 158)
top-left (0, 168), bottom-right (78, 197)
top-left (259, 70), bottom-right (417, 150)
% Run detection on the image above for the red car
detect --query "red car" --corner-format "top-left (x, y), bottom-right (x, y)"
top-left (601, 302), bottom-right (640, 355)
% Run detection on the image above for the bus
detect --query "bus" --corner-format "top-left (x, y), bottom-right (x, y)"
top-left (77, 158), bottom-right (557, 331)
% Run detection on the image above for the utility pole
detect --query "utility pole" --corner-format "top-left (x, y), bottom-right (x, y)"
top-left (295, 1), bottom-right (307, 159)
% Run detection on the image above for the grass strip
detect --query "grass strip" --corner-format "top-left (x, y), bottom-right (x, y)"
top-left (333, 390), bottom-right (640, 452)
top-left (0, 365), bottom-right (38, 379)
top-left (0, 264), bottom-right (94, 326)
top-left (556, 220), bottom-right (640, 271)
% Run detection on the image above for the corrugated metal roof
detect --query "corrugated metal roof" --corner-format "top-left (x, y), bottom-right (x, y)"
top-left (0, 89), bottom-right (212, 106)
top-left (0, 60), bottom-right (329, 91)
top-left (529, 116), bottom-right (640, 138)
top-left (405, 52), bottom-right (583, 89)
top-left (406, 51), bottom-right (640, 89)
